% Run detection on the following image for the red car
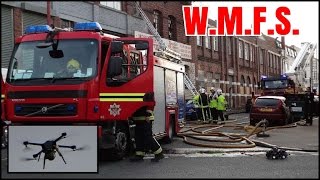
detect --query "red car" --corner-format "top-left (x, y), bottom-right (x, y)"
top-left (250, 96), bottom-right (292, 126)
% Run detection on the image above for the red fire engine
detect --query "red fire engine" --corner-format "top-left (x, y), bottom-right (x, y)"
top-left (3, 22), bottom-right (186, 159)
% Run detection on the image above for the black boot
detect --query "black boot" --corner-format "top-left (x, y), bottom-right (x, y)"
top-left (129, 155), bottom-right (144, 162)
top-left (151, 153), bottom-right (164, 162)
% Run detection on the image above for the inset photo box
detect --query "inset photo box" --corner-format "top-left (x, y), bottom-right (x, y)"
top-left (8, 125), bottom-right (97, 173)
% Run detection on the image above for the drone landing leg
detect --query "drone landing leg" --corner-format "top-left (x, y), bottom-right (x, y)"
top-left (56, 148), bottom-right (67, 164)
top-left (33, 150), bottom-right (42, 161)
top-left (43, 158), bottom-right (46, 169)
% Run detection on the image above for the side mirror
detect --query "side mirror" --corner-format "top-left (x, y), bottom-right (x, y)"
top-left (49, 50), bottom-right (64, 58)
top-left (111, 41), bottom-right (123, 54)
top-left (107, 56), bottom-right (123, 77)
top-left (135, 42), bottom-right (148, 50)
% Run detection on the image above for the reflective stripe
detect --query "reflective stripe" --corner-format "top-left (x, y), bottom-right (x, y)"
top-left (154, 147), bottom-right (162, 155)
top-left (132, 116), bottom-right (154, 121)
top-left (99, 93), bottom-right (145, 102)
top-left (100, 98), bottom-right (143, 102)
top-left (136, 151), bottom-right (145, 156)
top-left (132, 116), bottom-right (146, 120)
top-left (1, 94), bottom-right (4, 99)
top-left (99, 93), bottom-right (145, 96)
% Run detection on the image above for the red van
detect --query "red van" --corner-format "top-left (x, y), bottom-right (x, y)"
top-left (250, 96), bottom-right (292, 126)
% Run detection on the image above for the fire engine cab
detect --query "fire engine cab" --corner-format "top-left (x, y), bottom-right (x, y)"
top-left (4, 22), bottom-right (186, 159)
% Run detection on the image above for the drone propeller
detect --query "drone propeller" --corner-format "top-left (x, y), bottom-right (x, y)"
top-left (74, 145), bottom-right (90, 151)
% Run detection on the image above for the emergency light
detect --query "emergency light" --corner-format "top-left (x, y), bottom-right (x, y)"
top-left (25, 25), bottom-right (53, 34)
top-left (73, 22), bottom-right (102, 32)
top-left (261, 75), bottom-right (267, 79)
top-left (280, 74), bottom-right (288, 79)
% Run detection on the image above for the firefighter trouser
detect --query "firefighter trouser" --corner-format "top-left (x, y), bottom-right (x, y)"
top-left (210, 108), bottom-right (218, 120)
top-left (217, 110), bottom-right (225, 121)
top-left (199, 107), bottom-right (210, 121)
top-left (134, 121), bottom-right (162, 156)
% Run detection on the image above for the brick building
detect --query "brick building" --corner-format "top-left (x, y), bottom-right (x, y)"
top-left (1, 1), bottom-right (283, 108)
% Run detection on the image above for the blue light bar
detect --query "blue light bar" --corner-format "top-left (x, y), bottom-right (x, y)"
top-left (261, 75), bottom-right (267, 79)
top-left (74, 22), bottom-right (102, 32)
top-left (280, 74), bottom-right (288, 79)
top-left (25, 25), bottom-right (53, 34)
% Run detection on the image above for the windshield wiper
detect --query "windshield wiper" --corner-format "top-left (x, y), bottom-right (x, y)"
top-left (10, 78), bottom-right (52, 82)
top-left (51, 76), bottom-right (86, 83)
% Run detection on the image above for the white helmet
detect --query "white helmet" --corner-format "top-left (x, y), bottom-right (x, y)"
top-left (216, 89), bottom-right (222, 95)
top-left (200, 88), bottom-right (206, 93)
top-left (210, 87), bottom-right (215, 91)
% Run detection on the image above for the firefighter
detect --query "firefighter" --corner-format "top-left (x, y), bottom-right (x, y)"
top-left (57, 58), bottom-right (81, 77)
top-left (192, 91), bottom-right (201, 121)
top-left (305, 87), bottom-right (314, 126)
top-left (195, 88), bottom-right (210, 122)
top-left (130, 106), bottom-right (165, 162)
top-left (209, 87), bottom-right (218, 122)
top-left (216, 89), bottom-right (227, 123)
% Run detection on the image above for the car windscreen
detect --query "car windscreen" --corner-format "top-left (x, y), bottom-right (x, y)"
top-left (254, 98), bottom-right (279, 107)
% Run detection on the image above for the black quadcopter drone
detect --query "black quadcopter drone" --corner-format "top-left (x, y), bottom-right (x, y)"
top-left (23, 132), bottom-right (78, 169)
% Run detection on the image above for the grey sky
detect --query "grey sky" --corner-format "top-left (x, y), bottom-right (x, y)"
top-left (8, 126), bottom-right (97, 173)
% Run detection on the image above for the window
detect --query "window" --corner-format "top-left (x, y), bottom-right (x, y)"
top-left (168, 15), bottom-right (176, 40)
top-left (213, 37), bottom-right (218, 51)
top-left (205, 35), bottom-right (210, 49)
top-left (250, 46), bottom-right (253, 62)
top-left (197, 36), bottom-right (202, 46)
top-left (227, 37), bottom-right (232, 55)
top-left (239, 41), bottom-right (243, 58)
top-left (153, 10), bottom-right (162, 36)
top-left (259, 49), bottom-right (263, 65)
top-left (61, 19), bottom-right (74, 28)
top-left (7, 40), bottom-right (99, 84)
top-left (244, 43), bottom-right (248, 60)
top-left (100, 1), bottom-right (121, 10)
top-left (240, 75), bottom-right (245, 86)
top-left (107, 41), bottom-right (149, 87)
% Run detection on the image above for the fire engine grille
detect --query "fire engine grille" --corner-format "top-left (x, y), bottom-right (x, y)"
top-left (14, 104), bottom-right (77, 117)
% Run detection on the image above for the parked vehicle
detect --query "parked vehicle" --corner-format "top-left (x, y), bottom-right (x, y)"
top-left (250, 96), bottom-right (292, 126)
top-left (185, 99), bottom-right (197, 121)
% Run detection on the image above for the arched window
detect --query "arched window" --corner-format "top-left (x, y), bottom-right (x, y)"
top-left (168, 15), bottom-right (176, 41)
top-left (153, 10), bottom-right (162, 36)
top-left (240, 75), bottom-right (245, 86)
top-left (247, 76), bottom-right (251, 87)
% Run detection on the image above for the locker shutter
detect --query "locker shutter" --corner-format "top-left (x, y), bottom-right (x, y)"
top-left (1, 6), bottom-right (14, 69)
top-left (22, 11), bottom-right (47, 31)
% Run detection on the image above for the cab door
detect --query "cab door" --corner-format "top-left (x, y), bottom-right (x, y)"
top-left (99, 38), bottom-right (155, 121)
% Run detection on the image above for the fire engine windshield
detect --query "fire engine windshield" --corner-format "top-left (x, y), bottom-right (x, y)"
top-left (263, 79), bottom-right (288, 89)
top-left (7, 39), bottom-right (98, 85)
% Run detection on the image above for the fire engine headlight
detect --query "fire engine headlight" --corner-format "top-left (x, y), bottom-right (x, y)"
top-left (67, 104), bottom-right (76, 112)
top-left (15, 106), bottom-right (22, 112)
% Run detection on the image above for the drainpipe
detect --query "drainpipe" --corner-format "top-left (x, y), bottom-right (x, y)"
top-left (47, 1), bottom-right (52, 25)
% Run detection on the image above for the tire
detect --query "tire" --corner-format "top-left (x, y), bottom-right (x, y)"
top-left (163, 117), bottom-right (175, 144)
top-left (109, 128), bottom-right (130, 161)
